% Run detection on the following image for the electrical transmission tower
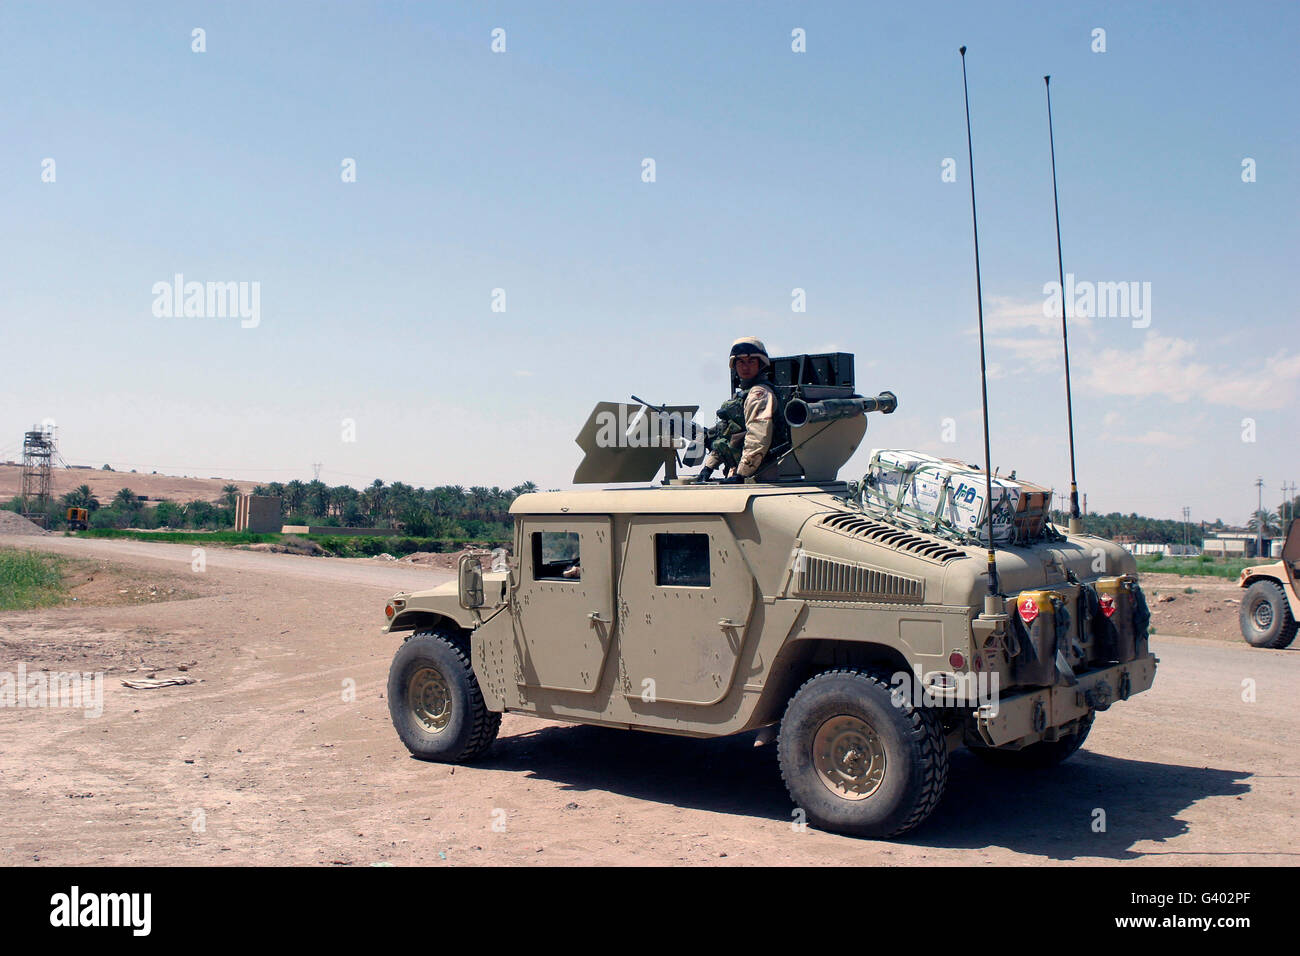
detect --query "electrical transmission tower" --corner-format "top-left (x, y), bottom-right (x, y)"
top-left (19, 426), bottom-right (56, 526)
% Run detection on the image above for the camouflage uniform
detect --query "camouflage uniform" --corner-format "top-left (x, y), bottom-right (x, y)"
top-left (702, 337), bottom-right (777, 479)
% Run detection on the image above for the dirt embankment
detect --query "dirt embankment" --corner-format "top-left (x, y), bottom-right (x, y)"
top-left (0, 463), bottom-right (256, 505)
top-left (0, 512), bottom-right (49, 536)
top-left (1139, 572), bottom-right (1247, 643)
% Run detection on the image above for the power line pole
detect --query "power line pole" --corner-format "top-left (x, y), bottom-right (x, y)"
top-left (1183, 506), bottom-right (1190, 553)
top-left (1256, 476), bottom-right (1264, 557)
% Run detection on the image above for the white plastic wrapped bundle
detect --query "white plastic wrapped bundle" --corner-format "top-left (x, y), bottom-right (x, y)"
top-left (862, 450), bottom-right (1051, 545)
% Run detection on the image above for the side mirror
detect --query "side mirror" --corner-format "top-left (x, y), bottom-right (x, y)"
top-left (457, 554), bottom-right (484, 609)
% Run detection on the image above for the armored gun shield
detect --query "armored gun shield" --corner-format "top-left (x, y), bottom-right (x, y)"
top-left (573, 402), bottom-right (700, 484)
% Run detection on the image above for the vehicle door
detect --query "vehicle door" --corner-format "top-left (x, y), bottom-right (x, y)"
top-left (513, 515), bottom-right (614, 694)
top-left (617, 516), bottom-right (754, 706)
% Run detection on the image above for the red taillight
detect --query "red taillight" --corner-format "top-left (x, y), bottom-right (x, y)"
top-left (1099, 594), bottom-right (1115, 618)
top-left (949, 651), bottom-right (966, 669)
top-left (1018, 596), bottom-right (1039, 625)
top-left (385, 604), bottom-right (395, 619)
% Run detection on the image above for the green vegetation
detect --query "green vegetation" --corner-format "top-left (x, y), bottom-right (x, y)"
top-left (80, 529), bottom-right (281, 545)
top-left (77, 528), bottom-right (506, 557)
top-left (1135, 554), bottom-right (1271, 579)
top-left (0, 548), bottom-right (66, 610)
top-left (1049, 497), bottom-right (1299, 545)
top-left (4, 478), bottom-right (537, 539)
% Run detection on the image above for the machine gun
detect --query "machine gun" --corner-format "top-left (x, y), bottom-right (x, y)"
top-left (572, 354), bottom-right (897, 485)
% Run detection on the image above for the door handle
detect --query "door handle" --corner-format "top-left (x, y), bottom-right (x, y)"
top-left (718, 618), bottom-right (742, 629)
top-left (588, 612), bottom-right (612, 626)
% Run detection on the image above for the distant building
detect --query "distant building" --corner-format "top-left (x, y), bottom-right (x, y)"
top-left (1203, 531), bottom-right (1271, 558)
top-left (234, 495), bottom-right (283, 534)
top-left (1116, 540), bottom-right (1202, 557)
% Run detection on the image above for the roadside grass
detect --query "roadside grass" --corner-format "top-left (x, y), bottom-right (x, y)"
top-left (1136, 555), bottom-right (1272, 579)
top-left (80, 529), bottom-right (278, 545)
top-left (78, 528), bottom-right (507, 558)
top-left (0, 547), bottom-right (66, 611)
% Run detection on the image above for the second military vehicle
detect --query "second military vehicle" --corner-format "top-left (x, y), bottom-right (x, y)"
top-left (1237, 519), bottom-right (1299, 649)
top-left (380, 352), bottom-right (1157, 837)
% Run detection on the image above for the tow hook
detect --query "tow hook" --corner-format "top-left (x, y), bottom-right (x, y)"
top-left (1032, 699), bottom-right (1046, 733)
top-left (1118, 670), bottom-right (1132, 701)
top-left (1080, 679), bottom-right (1114, 712)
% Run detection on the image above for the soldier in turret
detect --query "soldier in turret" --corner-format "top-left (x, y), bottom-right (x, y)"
top-left (697, 337), bottom-right (777, 484)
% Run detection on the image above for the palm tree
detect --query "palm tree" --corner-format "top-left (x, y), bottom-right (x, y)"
top-left (306, 480), bottom-right (330, 519)
top-left (114, 487), bottom-right (140, 511)
top-left (222, 484), bottom-right (241, 510)
top-left (285, 480), bottom-right (306, 516)
top-left (63, 484), bottom-right (100, 512)
top-left (1248, 510), bottom-right (1281, 537)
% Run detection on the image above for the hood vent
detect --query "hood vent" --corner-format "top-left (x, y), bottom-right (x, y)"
top-left (796, 554), bottom-right (924, 603)
top-left (818, 512), bottom-right (968, 564)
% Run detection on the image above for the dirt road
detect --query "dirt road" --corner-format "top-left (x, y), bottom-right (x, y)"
top-left (1, 535), bottom-right (1296, 866)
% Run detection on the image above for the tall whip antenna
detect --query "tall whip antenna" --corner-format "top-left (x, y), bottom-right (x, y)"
top-left (959, 46), bottom-right (999, 597)
top-left (1045, 75), bottom-right (1082, 534)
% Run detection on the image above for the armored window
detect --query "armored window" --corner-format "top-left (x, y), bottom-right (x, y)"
top-left (532, 531), bottom-right (581, 580)
top-left (655, 533), bottom-right (711, 587)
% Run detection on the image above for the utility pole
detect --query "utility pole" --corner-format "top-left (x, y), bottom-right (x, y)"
top-left (1256, 476), bottom-right (1264, 557)
top-left (1183, 506), bottom-right (1190, 553)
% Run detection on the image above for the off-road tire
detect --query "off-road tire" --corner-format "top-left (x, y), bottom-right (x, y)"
top-left (777, 669), bottom-right (948, 838)
top-left (971, 711), bottom-right (1094, 769)
top-left (1239, 580), bottom-right (1298, 649)
top-left (388, 629), bottom-right (501, 762)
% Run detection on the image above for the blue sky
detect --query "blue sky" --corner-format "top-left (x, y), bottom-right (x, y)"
top-left (2, 1), bottom-right (1296, 523)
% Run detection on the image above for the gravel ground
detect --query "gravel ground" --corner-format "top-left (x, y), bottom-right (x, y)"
top-left (0, 512), bottom-right (49, 536)
top-left (0, 533), bottom-right (1296, 866)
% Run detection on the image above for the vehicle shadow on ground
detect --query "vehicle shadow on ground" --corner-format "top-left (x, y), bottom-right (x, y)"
top-left (478, 725), bottom-right (1252, 860)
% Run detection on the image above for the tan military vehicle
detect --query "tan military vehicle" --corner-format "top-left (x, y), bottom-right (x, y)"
top-left (381, 353), bottom-right (1158, 837)
top-left (1237, 519), bottom-right (1299, 648)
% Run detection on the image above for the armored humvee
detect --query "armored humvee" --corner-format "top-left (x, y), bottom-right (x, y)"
top-left (1237, 519), bottom-right (1299, 649)
top-left (381, 352), bottom-right (1157, 837)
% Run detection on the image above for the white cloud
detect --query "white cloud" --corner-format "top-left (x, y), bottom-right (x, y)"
top-left (1111, 429), bottom-right (1192, 448)
top-left (988, 335), bottom-right (1062, 372)
top-left (981, 295), bottom-right (1094, 336)
top-left (1079, 333), bottom-right (1300, 410)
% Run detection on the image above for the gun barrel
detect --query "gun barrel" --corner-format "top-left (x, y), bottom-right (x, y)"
top-left (785, 390), bottom-right (898, 428)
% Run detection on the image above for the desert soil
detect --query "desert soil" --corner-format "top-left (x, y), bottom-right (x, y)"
top-left (1, 535), bottom-right (1296, 866)
top-left (0, 463), bottom-right (257, 505)
top-left (1142, 572), bottom-right (1252, 644)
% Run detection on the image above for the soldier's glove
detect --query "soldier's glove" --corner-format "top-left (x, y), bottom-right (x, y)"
top-left (718, 474), bottom-right (744, 485)
top-left (696, 466), bottom-right (714, 483)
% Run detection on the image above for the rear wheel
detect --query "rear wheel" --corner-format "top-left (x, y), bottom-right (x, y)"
top-left (1239, 580), bottom-right (1298, 649)
top-left (777, 669), bottom-right (948, 838)
top-left (387, 629), bottom-right (500, 762)
top-left (971, 712), bottom-right (1094, 768)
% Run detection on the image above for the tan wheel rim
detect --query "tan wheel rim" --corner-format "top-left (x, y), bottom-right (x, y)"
top-left (409, 666), bottom-right (452, 733)
top-left (813, 715), bottom-right (886, 800)
top-left (1252, 598), bottom-right (1273, 630)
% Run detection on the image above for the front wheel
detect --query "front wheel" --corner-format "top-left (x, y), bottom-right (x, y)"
top-left (1239, 580), bottom-right (1298, 649)
top-left (777, 669), bottom-right (948, 838)
top-left (387, 629), bottom-right (501, 762)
